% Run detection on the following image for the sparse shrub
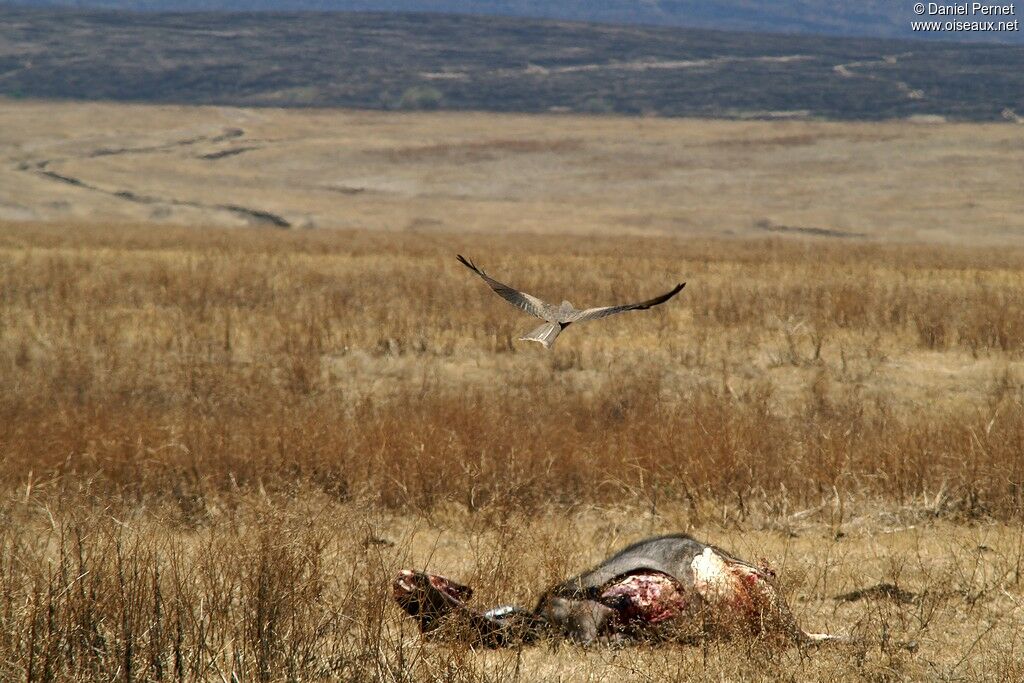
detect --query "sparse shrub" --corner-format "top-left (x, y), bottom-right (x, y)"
top-left (578, 96), bottom-right (614, 114)
top-left (397, 85), bottom-right (444, 111)
top-left (915, 297), bottom-right (952, 351)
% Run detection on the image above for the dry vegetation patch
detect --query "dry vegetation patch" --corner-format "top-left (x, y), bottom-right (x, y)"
top-left (2, 221), bottom-right (1022, 513)
top-left (1, 221), bottom-right (1023, 680)
top-left (3, 497), bottom-right (1024, 681)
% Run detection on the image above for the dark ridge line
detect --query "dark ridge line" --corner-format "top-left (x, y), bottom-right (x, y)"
top-left (756, 220), bottom-right (867, 239)
top-left (31, 162), bottom-right (290, 228)
top-left (20, 126), bottom-right (289, 228)
top-left (199, 146), bottom-right (260, 160)
top-left (90, 139), bottom-right (203, 158)
top-left (218, 204), bottom-right (291, 227)
top-left (38, 170), bottom-right (87, 187)
top-left (89, 128), bottom-right (246, 158)
top-left (320, 185), bottom-right (367, 195)
top-left (211, 128), bottom-right (245, 142)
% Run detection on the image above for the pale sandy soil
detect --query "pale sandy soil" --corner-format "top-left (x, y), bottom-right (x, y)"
top-left (1, 100), bottom-right (1022, 244)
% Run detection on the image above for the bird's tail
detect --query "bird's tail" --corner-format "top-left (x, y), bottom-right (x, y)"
top-left (519, 322), bottom-right (561, 349)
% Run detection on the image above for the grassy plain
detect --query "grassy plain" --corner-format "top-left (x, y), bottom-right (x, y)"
top-left (1, 103), bottom-right (1024, 681)
top-left (2, 101), bottom-right (1024, 242)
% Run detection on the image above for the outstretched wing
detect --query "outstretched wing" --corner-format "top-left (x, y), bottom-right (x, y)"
top-left (456, 255), bottom-right (556, 321)
top-left (567, 283), bottom-right (685, 322)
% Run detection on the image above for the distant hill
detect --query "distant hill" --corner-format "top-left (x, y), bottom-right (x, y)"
top-left (5, 0), bottom-right (1023, 44)
top-left (1, 9), bottom-right (1023, 121)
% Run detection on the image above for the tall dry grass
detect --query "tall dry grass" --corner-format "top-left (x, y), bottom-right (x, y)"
top-left (2, 220), bottom-right (1024, 681)
top-left (3, 492), bottom-right (1024, 682)
top-left (1, 221), bottom-right (1022, 515)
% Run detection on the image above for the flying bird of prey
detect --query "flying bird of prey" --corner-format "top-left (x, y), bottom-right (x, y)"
top-left (456, 255), bottom-right (685, 349)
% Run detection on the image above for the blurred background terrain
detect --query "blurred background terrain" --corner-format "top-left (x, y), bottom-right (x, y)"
top-left (1, 8), bottom-right (1023, 117)
top-left (8, 0), bottom-right (1024, 42)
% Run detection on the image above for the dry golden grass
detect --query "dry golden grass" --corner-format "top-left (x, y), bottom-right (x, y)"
top-left (2, 97), bottom-right (1024, 683)
top-left (4, 495), bottom-right (1024, 681)
top-left (2, 222), bottom-right (1024, 511)
top-left (1, 219), bottom-right (1023, 680)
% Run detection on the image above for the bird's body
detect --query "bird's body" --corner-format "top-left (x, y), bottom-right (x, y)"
top-left (456, 255), bottom-right (685, 348)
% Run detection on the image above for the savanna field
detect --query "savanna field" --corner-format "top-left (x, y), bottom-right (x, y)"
top-left (1, 104), bottom-right (1024, 681)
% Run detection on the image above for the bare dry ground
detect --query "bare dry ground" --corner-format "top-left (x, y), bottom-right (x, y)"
top-left (1, 103), bottom-right (1024, 681)
top-left (1, 100), bottom-right (1023, 243)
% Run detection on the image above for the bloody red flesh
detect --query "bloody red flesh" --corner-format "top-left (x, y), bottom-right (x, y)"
top-left (600, 571), bottom-right (690, 625)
